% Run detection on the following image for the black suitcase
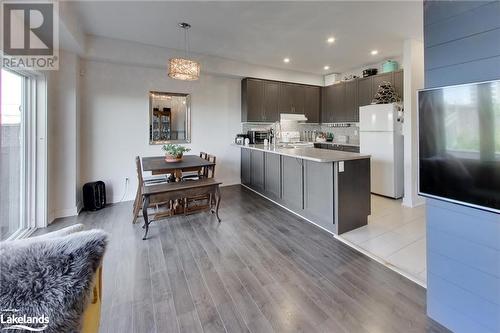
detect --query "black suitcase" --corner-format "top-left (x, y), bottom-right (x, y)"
top-left (83, 181), bottom-right (106, 211)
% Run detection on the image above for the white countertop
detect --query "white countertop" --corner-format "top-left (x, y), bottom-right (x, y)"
top-left (315, 141), bottom-right (360, 147)
top-left (234, 144), bottom-right (370, 163)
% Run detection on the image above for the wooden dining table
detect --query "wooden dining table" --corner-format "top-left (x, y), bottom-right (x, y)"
top-left (139, 155), bottom-right (221, 239)
top-left (142, 155), bottom-right (216, 181)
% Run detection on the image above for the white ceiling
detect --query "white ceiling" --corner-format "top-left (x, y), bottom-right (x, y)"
top-left (71, 1), bottom-right (423, 75)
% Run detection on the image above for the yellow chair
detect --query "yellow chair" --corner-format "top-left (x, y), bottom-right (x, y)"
top-left (80, 265), bottom-right (103, 333)
top-left (22, 225), bottom-right (105, 333)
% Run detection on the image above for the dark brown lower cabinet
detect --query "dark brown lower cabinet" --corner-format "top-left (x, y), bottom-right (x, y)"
top-left (264, 152), bottom-right (281, 201)
top-left (240, 148), bottom-right (370, 235)
top-left (241, 149), bottom-right (251, 185)
top-left (250, 150), bottom-right (264, 191)
top-left (337, 159), bottom-right (371, 233)
top-left (281, 156), bottom-right (303, 212)
top-left (303, 160), bottom-right (335, 233)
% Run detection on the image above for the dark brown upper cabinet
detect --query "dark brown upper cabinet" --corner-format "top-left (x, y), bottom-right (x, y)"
top-left (322, 81), bottom-right (351, 123)
top-left (241, 78), bottom-right (279, 122)
top-left (279, 83), bottom-right (305, 114)
top-left (331, 83), bottom-right (345, 122)
top-left (304, 86), bottom-right (320, 123)
top-left (242, 78), bottom-right (320, 122)
top-left (365, 70), bottom-right (404, 106)
top-left (242, 79), bottom-right (264, 122)
top-left (344, 79), bottom-right (358, 122)
top-left (263, 80), bottom-right (280, 122)
top-left (371, 72), bottom-right (394, 96)
top-left (393, 70), bottom-right (404, 100)
top-left (357, 77), bottom-right (373, 108)
top-left (322, 70), bottom-right (404, 123)
top-left (291, 84), bottom-right (306, 114)
top-left (242, 71), bottom-right (402, 124)
top-left (278, 83), bottom-right (293, 115)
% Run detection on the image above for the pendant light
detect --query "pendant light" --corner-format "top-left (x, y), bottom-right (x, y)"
top-left (168, 22), bottom-right (200, 81)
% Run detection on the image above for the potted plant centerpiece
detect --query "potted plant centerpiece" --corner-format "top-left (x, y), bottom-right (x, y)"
top-left (162, 144), bottom-right (191, 162)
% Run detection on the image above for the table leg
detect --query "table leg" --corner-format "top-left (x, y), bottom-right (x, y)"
top-left (142, 195), bottom-right (150, 240)
top-left (174, 169), bottom-right (182, 182)
top-left (215, 186), bottom-right (221, 223)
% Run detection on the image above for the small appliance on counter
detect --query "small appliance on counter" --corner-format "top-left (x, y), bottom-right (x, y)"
top-left (315, 132), bottom-right (327, 142)
top-left (247, 130), bottom-right (270, 144)
top-left (234, 134), bottom-right (248, 145)
top-left (363, 68), bottom-right (378, 77)
top-left (281, 131), bottom-right (301, 143)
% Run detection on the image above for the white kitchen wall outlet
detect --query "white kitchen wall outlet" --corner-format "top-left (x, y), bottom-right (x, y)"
top-left (339, 161), bottom-right (344, 172)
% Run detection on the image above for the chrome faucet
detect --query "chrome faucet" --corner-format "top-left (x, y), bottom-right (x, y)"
top-left (271, 121), bottom-right (281, 147)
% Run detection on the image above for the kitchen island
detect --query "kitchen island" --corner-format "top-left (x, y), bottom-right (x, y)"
top-left (237, 144), bottom-right (371, 235)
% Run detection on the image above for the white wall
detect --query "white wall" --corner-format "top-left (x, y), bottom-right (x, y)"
top-left (402, 39), bottom-right (425, 208)
top-left (46, 51), bottom-right (81, 221)
top-left (80, 59), bottom-right (242, 203)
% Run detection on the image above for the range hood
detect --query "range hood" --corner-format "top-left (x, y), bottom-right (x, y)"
top-left (280, 113), bottom-right (308, 122)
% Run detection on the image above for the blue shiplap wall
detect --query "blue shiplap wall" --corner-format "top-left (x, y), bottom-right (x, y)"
top-left (424, 1), bottom-right (500, 332)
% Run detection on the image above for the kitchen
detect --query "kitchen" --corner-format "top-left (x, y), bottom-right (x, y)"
top-left (2, 0), bottom-right (497, 331)
top-left (234, 64), bottom-right (423, 284)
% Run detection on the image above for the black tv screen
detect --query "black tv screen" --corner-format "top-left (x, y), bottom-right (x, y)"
top-left (418, 80), bottom-right (500, 213)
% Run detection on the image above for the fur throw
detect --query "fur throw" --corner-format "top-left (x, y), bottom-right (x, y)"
top-left (0, 230), bottom-right (108, 333)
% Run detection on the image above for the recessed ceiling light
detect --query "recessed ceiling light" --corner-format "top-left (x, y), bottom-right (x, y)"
top-left (327, 37), bottom-right (335, 44)
top-left (283, 58), bottom-right (290, 63)
top-left (371, 50), bottom-right (379, 55)
top-left (324, 65), bottom-right (330, 70)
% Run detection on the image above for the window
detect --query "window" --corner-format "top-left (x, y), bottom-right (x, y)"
top-left (1, 68), bottom-right (46, 240)
top-left (1, 69), bottom-right (25, 240)
top-left (443, 85), bottom-right (480, 153)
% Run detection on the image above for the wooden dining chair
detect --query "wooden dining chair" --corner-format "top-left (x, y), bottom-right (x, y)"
top-left (185, 154), bottom-right (217, 214)
top-left (133, 156), bottom-right (169, 224)
top-left (204, 154), bottom-right (216, 179)
top-left (182, 152), bottom-right (208, 181)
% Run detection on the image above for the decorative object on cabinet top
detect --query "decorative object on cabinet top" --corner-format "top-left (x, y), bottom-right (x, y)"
top-left (371, 81), bottom-right (401, 104)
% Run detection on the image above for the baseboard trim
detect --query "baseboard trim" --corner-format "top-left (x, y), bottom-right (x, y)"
top-left (402, 195), bottom-right (426, 208)
top-left (76, 200), bottom-right (83, 214)
top-left (49, 206), bottom-right (79, 224)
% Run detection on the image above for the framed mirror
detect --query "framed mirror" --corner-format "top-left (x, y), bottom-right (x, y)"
top-left (149, 91), bottom-right (191, 144)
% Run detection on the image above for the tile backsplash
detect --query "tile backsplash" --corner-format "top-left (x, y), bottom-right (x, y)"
top-left (241, 122), bottom-right (359, 145)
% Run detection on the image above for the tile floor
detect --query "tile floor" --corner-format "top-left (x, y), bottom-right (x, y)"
top-left (340, 195), bottom-right (427, 286)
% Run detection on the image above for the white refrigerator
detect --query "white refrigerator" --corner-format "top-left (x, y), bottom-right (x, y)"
top-left (359, 103), bottom-right (404, 199)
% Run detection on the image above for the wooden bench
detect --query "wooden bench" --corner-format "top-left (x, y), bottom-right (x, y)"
top-left (141, 178), bottom-right (222, 240)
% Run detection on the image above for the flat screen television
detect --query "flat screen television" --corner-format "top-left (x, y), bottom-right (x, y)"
top-left (418, 80), bottom-right (500, 213)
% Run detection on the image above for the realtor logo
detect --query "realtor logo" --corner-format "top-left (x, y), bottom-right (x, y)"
top-left (1, 1), bottom-right (59, 70)
top-left (0, 309), bottom-right (49, 331)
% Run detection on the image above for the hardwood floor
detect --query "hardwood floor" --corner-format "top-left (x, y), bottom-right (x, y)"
top-left (44, 185), bottom-right (449, 333)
